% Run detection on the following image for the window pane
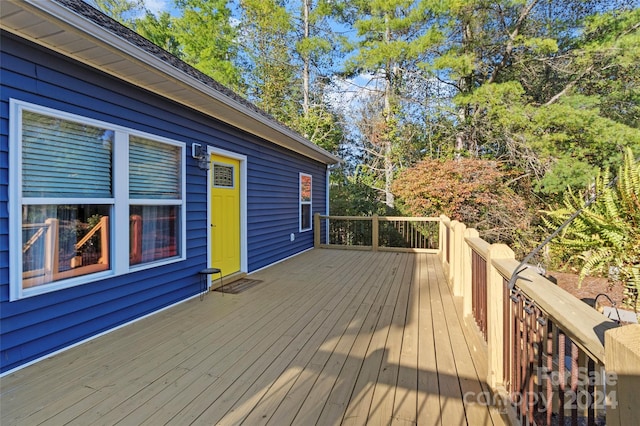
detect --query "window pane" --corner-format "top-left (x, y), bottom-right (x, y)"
top-left (301, 204), bottom-right (311, 231)
top-left (130, 205), bottom-right (179, 265)
top-left (130, 136), bottom-right (181, 199)
top-left (22, 111), bottom-right (113, 198)
top-left (22, 205), bottom-right (110, 288)
top-left (300, 174), bottom-right (312, 202)
top-left (213, 164), bottom-right (234, 188)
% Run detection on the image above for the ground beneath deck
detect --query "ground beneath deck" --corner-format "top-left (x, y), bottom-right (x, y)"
top-left (1, 249), bottom-right (507, 425)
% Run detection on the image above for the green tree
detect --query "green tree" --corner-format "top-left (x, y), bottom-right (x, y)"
top-left (575, 8), bottom-right (640, 128)
top-left (291, 0), bottom-right (345, 152)
top-left (292, 104), bottom-right (343, 153)
top-left (239, 0), bottom-right (299, 124)
top-left (135, 11), bottom-right (182, 57)
top-left (393, 0), bottom-right (640, 238)
top-left (172, 0), bottom-right (242, 92)
top-left (344, 0), bottom-right (440, 207)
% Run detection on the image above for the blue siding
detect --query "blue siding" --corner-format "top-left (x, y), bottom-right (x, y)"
top-left (0, 32), bottom-right (330, 373)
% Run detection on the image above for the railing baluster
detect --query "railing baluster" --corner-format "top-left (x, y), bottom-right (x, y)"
top-left (546, 321), bottom-right (554, 425)
top-left (515, 294), bottom-right (523, 419)
top-left (522, 301), bottom-right (530, 424)
top-left (535, 307), bottom-right (545, 418)
top-left (559, 331), bottom-right (566, 425)
top-left (587, 358), bottom-right (595, 426)
top-left (446, 225), bottom-right (450, 263)
top-left (471, 250), bottom-right (488, 340)
top-left (571, 340), bottom-right (579, 426)
top-left (503, 279), bottom-right (511, 394)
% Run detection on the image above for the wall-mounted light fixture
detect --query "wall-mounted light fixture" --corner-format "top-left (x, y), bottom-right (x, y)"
top-left (191, 143), bottom-right (209, 170)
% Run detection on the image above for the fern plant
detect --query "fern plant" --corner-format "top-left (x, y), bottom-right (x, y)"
top-left (544, 148), bottom-right (640, 312)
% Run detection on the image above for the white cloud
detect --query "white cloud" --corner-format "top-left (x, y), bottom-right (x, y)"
top-left (143, 0), bottom-right (171, 16)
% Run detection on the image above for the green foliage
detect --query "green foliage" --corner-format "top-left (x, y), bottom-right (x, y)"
top-left (535, 157), bottom-right (598, 197)
top-left (240, 0), bottom-right (299, 124)
top-left (291, 105), bottom-right (343, 153)
top-left (577, 8), bottom-right (640, 128)
top-left (544, 148), bottom-right (640, 310)
top-left (329, 172), bottom-right (391, 216)
top-left (135, 11), bottom-right (182, 57)
top-left (453, 80), bottom-right (640, 202)
top-left (173, 0), bottom-right (241, 92)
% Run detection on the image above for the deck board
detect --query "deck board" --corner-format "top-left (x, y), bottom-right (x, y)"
top-left (0, 249), bottom-right (507, 426)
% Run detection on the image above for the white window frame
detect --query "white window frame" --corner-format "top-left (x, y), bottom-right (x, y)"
top-left (299, 172), bottom-right (312, 232)
top-left (9, 99), bottom-right (187, 301)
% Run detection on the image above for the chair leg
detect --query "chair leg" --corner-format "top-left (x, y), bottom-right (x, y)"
top-left (199, 267), bottom-right (222, 299)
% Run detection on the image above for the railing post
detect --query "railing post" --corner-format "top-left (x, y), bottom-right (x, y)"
top-left (605, 324), bottom-right (640, 425)
top-left (438, 215), bottom-right (449, 268)
top-left (446, 220), bottom-right (453, 285)
top-left (314, 213), bottom-right (320, 248)
top-left (452, 221), bottom-right (466, 296)
top-left (486, 243), bottom-right (514, 389)
top-left (99, 216), bottom-right (109, 265)
top-left (462, 228), bottom-right (479, 317)
top-left (44, 218), bottom-right (59, 281)
top-left (372, 214), bottom-right (379, 252)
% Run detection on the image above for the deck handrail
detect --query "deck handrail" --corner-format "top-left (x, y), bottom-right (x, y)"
top-left (439, 214), bottom-right (636, 425)
top-left (74, 216), bottom-right (107, 251)
top-left (315, 214), bottom-right (440, 253)
top-left (318, 213), bottom-right (639, 425)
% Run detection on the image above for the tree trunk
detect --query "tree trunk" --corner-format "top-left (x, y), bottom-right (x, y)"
top-left (383, 12), bottom-right (395, 208)
top-left (302, 0), bottom-right (310, 117)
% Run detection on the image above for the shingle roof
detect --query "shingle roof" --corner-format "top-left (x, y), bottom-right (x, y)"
top-left (55, 0), bottom-right (281, 127)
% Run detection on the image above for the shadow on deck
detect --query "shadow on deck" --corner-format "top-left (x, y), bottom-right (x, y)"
top-left (0, 249), bottom-right (508, 425)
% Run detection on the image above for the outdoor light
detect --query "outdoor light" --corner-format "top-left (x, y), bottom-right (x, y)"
top-left (192, 143), bottom-right (209, 170)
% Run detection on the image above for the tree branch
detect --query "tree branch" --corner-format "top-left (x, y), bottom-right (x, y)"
top-left (487, 0), bottom-right (539, 85)
top-left (544, 64), bottom-right (594, 106)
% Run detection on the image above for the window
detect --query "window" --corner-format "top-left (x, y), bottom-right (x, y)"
top-left (213, 163), bottom-right (234, 188)
top-left (10, 100), bottom-right (186, 300)
top-left (300, 173), bottom-right (312, 232)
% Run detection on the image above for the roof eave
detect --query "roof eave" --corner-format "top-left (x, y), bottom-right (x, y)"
top-left (1, 0), bottom-right (341, 165)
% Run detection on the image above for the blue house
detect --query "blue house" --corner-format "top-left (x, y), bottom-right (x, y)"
top-left (0, 0), bottom-right (340, 374)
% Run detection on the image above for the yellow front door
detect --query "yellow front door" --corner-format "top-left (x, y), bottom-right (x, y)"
top-left (210, 154), bottom-right (241, 277)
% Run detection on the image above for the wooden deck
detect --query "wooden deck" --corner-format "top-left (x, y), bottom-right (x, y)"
top-left (1, 249), bottom-right (507, 425)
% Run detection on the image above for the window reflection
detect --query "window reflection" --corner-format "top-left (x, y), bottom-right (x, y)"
top-left (22, 205), bottom-right (110, 288)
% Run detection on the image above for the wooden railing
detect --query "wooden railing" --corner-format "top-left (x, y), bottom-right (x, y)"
top-left (22, 217), bottom-right (109, 288)
top-left (314, 214), bottom-right (439, 252)
top-left (316, 214), bottom-right (640, 425)
top-left (441, 218), bottom-right (639, 426)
